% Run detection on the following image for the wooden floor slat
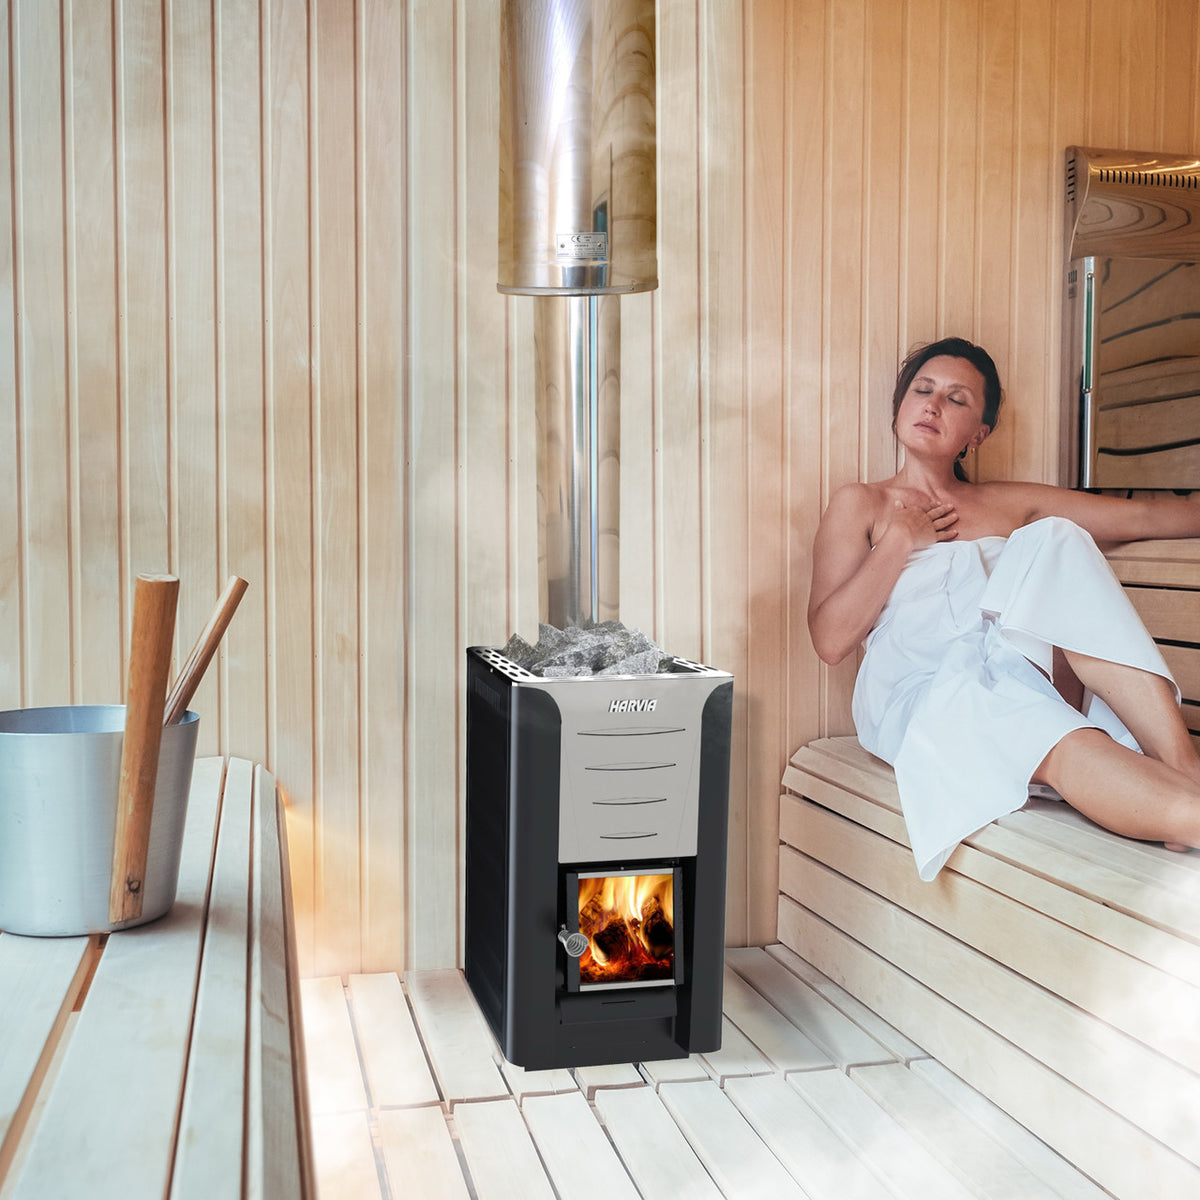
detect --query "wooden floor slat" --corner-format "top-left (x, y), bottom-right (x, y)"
top-left (591, 1084), bottom-right (724, 1200)
top-left (908, 1059), bottom-right (1111, 1200)
top-left (347, 973), bottom-right (439, 1107)
top-left (850, 1061), bottom-right (1074, 1200)
top-left (726, 945), bottom-right (896, 1068)
top-left (721, 1073), bottom-right (895, 1200)
top-left (698, 1016), bottom-right (775, 1082)
top-left (720, 966), bottom-right (832, 1072)
top-left (453, 1098), bottom-right (556, 1200)
top-left (311, 1111), bottom-right (383, 1200)
top-left (376, 1106), bottom-right (471, 1199)
top-left (299, 955), bottom-right (1108, 1199)
top-left (572, 1062), bottom-right (642, 1097)
top-left (638, 1055), bottom-right (710, 1088)
top-left (497, 1059), bottom-right (577, 1104)
top-left (765, 941), bottom-right (929, 1063)
top-left (656, 1079), bottom-right (808, 1198)
top-left (789, 1068), bottom-right (977, 1200)
top-left (522, 1090), bottom-right (641, 1200)
top-left (299, 977), bottom-right (368, 1115)
top-left (405, 970), bottom-right (508, 1106)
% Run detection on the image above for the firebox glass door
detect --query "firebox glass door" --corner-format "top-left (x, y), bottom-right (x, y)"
top-left (568, 866), bottom-right (682, 990)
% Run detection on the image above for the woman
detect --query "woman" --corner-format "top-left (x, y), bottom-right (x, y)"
top-left (808, 336), bottom-right (1200, 878)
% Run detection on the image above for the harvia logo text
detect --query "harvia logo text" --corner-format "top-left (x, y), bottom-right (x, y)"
top-left (609, 698), bottom-right (657, 714)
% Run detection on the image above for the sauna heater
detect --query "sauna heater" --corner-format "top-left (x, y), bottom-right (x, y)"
top-left (463, 0), bottom-right (734, 1070)
top-left (465, 648), bottom-right (732, 1069)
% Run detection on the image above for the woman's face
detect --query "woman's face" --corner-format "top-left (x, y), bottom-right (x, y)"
top-left (895, 355), bottom-right (991, 459)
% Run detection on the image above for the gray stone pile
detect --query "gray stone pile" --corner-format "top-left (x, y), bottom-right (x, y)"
top-left (501, 621), bottom-right (673, 677)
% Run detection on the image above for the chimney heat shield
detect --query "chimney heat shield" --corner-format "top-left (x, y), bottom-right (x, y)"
top-left (498, 0), bottom-right (657, 295)
top-left (1066, 146), bottom-right (1200, 261)
top-left (1061, 147), bottom-right (1200, 489)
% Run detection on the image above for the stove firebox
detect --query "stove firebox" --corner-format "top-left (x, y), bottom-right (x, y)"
top-left (464, 646), bottom-right (732, 1069)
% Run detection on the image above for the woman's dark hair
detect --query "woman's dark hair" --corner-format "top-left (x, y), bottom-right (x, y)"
top-left (891, 337), bottom-right (1004, 480)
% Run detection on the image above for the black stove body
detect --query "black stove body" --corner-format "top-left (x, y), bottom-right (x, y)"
top-left (464, 646), bottom-right (733, 1070)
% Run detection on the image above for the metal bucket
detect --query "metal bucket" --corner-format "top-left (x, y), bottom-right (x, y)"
top-left (0, 705), bottom-right (199, 936)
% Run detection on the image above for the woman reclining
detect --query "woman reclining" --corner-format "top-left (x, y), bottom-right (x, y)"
top-left (808, 336), bottom-right (1200, 878)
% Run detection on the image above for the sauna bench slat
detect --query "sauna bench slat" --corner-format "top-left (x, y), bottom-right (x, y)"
top-left (779, 734), bottom-right (1200, 1200)
top-left (0, 755), bottom-right (314, 1200)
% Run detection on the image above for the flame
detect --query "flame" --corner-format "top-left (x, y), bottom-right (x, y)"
top-left (577, 872), bottom-right (674, 984)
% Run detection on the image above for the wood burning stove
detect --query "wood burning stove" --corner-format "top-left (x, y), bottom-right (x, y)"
top-left (468, 0), bottom-right (732, 1069)
top-left (464, 647), bottom-right (732, 1069)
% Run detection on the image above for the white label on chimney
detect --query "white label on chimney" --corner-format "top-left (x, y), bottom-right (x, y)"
top-left (556, 231), bottom-right (608, 260)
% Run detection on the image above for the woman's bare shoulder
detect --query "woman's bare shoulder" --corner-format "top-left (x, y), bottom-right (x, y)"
top-left (824, 479), bottom-right (889, 519)
top-left (968, 478), bottom-right (1045, 523)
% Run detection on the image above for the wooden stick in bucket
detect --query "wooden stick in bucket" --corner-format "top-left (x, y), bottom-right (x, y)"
top-left (163, 575), bottom-right (249, 726)
top-left (110, 573), bottom-right (179, 924)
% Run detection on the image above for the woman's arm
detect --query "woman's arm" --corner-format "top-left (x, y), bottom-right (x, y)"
top-left (808, 484), bottom-right (955, 665)
top-left (1011, 482), bottom-right (1200, 545)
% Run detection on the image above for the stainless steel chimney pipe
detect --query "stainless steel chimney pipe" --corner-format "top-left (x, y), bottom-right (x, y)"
top-left (498, 0), bottom-right (657, 629)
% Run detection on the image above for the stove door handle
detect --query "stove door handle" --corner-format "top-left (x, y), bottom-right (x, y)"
top-left (558, 926), bottom-right (589, 958)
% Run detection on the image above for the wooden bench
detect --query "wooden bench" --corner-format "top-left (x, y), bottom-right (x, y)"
top-left (1105, 538), bottom-right (1200, 753)
top-left (779, 734), bottom-right (1200, 1200)
top-left (0, 756), bottom-right (314, 1200)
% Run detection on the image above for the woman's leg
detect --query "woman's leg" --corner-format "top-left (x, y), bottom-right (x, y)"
top-left (1061, 650), bottom-right (1200, 782)
top-left (1033, 728), bottom-right (1200, 851)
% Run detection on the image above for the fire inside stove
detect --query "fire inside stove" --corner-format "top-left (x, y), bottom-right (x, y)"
top-left (574, 869), bottom-right (679, 989)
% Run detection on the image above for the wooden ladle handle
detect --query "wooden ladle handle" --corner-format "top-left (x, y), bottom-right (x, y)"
top-left (163, 575), bottom-right (249, 726)
top-left (110, 573), bottom-right (179, 924)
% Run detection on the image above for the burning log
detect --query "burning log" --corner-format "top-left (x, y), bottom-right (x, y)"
top-left (593, 918), bottom-right (636, 965)
top-left (579, 892), bottom-right (608, 938)
top-left (640, 893), bottom-right (674, 959)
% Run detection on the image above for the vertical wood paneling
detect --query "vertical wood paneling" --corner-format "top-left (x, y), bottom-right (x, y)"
top-left (116, 0), bottom-right (171, 594)
top-left (215, 0), bottom-right (269, 763)
top-left (167, 0), bottom-right (220, 748)
top-left (616, 289), bottom-right (656, 634)
top-left (67, 0), bottom-right (122, 706)
top-left (14, 0), bottom-right (71, 706)
top-left (312, 0), bottom-right (362, 976)
top-left (699, 0), bottom-right (752, 941)
top-left (741, 0), bottom-right (786, 949)
top-left (0, 0), bottom-right (18, 704)
top-left (265, 0), bottom-right (317, 970)
top-left (359, 0), bottom-right (407, 974)
top-left (1010, 0), bottom-right (1057, 483)
top-left (820, 0), bottom-right (866, 734)
top-left (975, 0), bottom-right (1018, 482)
top-left (656, 0), bottom-right (704, 657)
top-left (3, 0), bottom-right (1197, 975)
top-left (778, 0), bottom-right (827, 746)
top-left (1157, 0), bottom-right (1200, 151)
top-left (405, 0), bottom-right (459, 971)
top-left (939, 0), bottom-right (979, 336)
top-left (900, 0), bottom-right (941, 343)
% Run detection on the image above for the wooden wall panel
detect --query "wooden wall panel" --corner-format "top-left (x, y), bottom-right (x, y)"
top-left (167, 0), bottom-right (220, 741)
top-left (0, 0), bottom-right (16, 705)
top-left (264, 0), bottom-right (319, 973)
top-left (360, 0), bottom-right (407, 976)
top-left (3, 0), bottom-right (1198, 974)
top-left (700, 2), bottom-right (752, 943)
top-left (404, 0), bottom-right (459, 972)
